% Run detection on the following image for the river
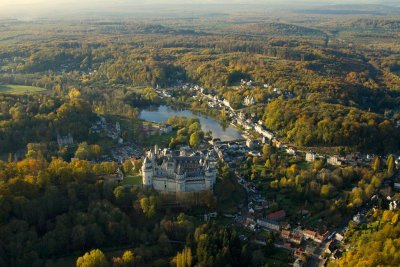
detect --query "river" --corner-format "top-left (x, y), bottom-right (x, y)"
top-left (139, 105), bottom-right (242, 141)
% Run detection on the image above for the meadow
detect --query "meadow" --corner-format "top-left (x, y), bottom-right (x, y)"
top-left (0, 84), bottom-right (46, 94)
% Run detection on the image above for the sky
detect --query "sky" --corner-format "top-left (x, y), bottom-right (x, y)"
top-left (0, 0), bottom-right (397, 19)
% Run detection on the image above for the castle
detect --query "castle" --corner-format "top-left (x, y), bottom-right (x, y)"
top-left (141, 146), bottom-right (217, 193)
top-left (57, 133), bottom-right (74, 147)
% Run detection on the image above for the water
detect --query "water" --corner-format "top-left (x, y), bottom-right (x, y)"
top-left (139, 105), bottom-right (242, 141)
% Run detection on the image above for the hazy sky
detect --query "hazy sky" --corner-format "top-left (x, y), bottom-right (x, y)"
top-left (0, 0), bottom-right (396, 18)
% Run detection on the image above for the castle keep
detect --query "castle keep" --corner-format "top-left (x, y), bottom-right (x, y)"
top-left (141, 146), bottom-right (217, 192)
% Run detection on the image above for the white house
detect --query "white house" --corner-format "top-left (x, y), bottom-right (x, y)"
top-left (306, 152), bottom-right (316, 162)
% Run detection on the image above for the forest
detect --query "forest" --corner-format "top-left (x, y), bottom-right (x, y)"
top-left (0, 17), bottom-right (399, 153)
top-left (0, 11), bottom-right (399, 267)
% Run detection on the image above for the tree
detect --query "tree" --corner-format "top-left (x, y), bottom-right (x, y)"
top-left (372, 156), bottom-right (381, 173)
top-left (172, 247), bottom-right (192, 267)
top-left (69, 88), bottom-right (82, 99)
top-left (140, 196), bottom-right (158, 218)
top-left (91, 144), bottom-right (101, 160)
top-left (123, 160), bottom-right (133, 175)
top-left (320, 184), bottom-right (333, 198)
top-left (76, 249), bottom-right (110, 267)
top-left (112, 250), bottom-right (137, 267)
top-left (262, 144), bottom-right (273, 160)
top-left (386, 154), bottom-right (395, 177)
top-left (189, 132), bottom-right (200, 148)
top-left (75, 142), bottom-right (92, 160)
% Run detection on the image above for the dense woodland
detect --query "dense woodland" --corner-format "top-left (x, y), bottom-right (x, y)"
top-left (329, 209), bottom-right (400, 266)
top-left (0, 17), bottom-right (399, 153)
top-left (0, 155), bottom-right (272, 266)
top-left (0, 12), bottom-right (399, 267)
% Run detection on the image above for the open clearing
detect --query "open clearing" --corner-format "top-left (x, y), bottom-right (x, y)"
top-left (0, 84), bottom-right (46, 94)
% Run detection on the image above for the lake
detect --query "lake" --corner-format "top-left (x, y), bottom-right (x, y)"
top-left (139, 105), bottom-right (242, 141)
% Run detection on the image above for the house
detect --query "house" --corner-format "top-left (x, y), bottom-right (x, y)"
top-left (286, 147), bottom-right (296, 156)
top-left (324, 240), bottom-right (338, 254)
top-left (266, 210), bottom-right (286, 221)
top-left (272, 139), bottom-right (282, 148)
top-left (57, 133), bottom-right (74, 147)
top-left (281, 230), bottom-right (291, 239)
top-left (245, 217), bottom-right (256, 231)
top-left (254, 125), bottom-right (274, 140)
top-left (327, 155), bottom-right (343, 166)
top-left (246, 139), bottom-right (258, 149)
top-left (222, 99), bottom-right (231, 109)
top-left (204, 212), bottom-right (218, 221)
top-left (290, 232), bottom-right (303, 245)
top-left (302, 229), bottom-right (326, 243)
top-left (248, 151), bottom-right (261, 157)
top-left (294, 248), bottom-right (303, 258)
top-left (389, 200), bottom-right (398, 210)
top-left (306, 152), bottom-right (316, 162)
top-left (210, 138), bottom-right (221, 146)
top-left (335, 233), bottom-right (344, 242)
top-left (302, 229), bottom-right (317, 240)
top-left (352, 213), bottom-right (365, 225)
top-left (314, 233), bottom-right (326, 243)
top-left (280, 221), bottom-right (290, 230)
top-left (394, 183), bottom-right (400, 191)
top-left (262, 136), bottom-right (270, 144)
top-left (281, 230), bottom-right (302, 245)
top-left (253, 236), bottom-right (268, 246)
top-left (257, 218), bottom-right (280, 231)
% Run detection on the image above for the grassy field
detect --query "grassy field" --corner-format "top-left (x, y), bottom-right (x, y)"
top-left (0, 84), bottom-right (46, 94)
top-left (121, 175), bottom-right (142, 186)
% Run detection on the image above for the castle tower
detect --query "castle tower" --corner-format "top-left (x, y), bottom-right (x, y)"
top-left (205, 164), bottom-right (214, 190)
top-left (142, 157), bottom-right (153, 187)
top-left (176, 164), bottom-right (186, 192)
top-left (115, 122), bottom-right (121, 134)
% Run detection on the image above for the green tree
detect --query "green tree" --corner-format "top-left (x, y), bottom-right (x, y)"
top-left (189, 132), bottom-right (201, 148)
top-left (262, 144), bottom-right (273, 160)
top-left (386, 154), bottom-right (395, 177)
top-left (372, 156), bottom-right (381, 172)
top-left (123, 159), bottom-right (133, 175)
top-left (140, 196), bottom-right (158, 218)
top-left (75, 142), bottom-right (92, 160)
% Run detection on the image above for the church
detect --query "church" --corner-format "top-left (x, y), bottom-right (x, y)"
top-left (141, 146), bottom-right (217, 193)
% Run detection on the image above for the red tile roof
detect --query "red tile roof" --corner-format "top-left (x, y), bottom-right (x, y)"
top-left (267, 210), bottom-right (286, 221)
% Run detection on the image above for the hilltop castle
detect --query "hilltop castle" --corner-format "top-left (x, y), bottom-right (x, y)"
top-left (141, 146), bottom-right (217, 193)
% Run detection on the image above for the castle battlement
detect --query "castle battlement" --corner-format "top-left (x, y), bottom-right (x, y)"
top-left (141, 146), bottom-right (217, 193)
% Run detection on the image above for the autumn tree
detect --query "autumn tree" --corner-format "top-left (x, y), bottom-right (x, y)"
top-left (76, 249), bottom-right (110, 267)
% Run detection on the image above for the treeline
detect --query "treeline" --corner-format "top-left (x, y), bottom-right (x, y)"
top-left (75, 222), bottom-right (275, 267)
top-left (264, 99), bottom-right (400, 152)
